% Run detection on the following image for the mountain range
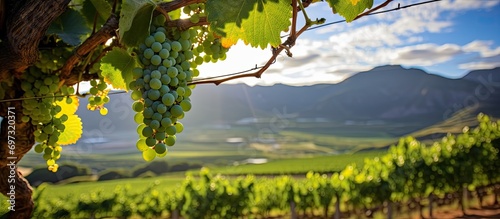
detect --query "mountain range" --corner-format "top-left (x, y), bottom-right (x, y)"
top-left (74, 65), bottom-right (500, 149)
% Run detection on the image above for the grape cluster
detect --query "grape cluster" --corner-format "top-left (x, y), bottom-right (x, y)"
top-left (21, 67), bottom-right (74, 172)
top-left (182, 3), bottom-right (229, 71)
top-left (130, 14), bottom-right (196, 161)
top-left (86, 79), bottom-right (110, 115)
top-left (35, 47), bottom-right (72, 73)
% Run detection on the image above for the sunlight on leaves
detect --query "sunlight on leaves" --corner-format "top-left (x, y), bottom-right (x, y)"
top-left (58, 115), bottom-right (83, 145)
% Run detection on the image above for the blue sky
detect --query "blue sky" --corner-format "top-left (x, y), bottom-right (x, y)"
top-left (197, 0), bottom-right (500, 86)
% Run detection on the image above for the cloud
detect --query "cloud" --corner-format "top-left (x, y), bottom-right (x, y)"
top-left (463, 41), bottom-right (500, 57)
top-left (459, 55), bottom-right (500, 70)
top-left (196, 0), bottom-right (499, 86)
top-left (391, 44), bottom-right (463, 66)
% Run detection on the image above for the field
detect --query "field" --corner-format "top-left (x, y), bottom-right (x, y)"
top-left (3, 112), bottom-right (494, 218)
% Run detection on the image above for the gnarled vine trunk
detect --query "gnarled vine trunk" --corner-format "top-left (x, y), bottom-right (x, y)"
top-left (1, 0), bottom-right (70, 218)
top-left (0, 85), bottom-right (35, 218)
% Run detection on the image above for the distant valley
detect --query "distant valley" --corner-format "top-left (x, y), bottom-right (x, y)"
top-left (70, 65), bottom-right (500, 154)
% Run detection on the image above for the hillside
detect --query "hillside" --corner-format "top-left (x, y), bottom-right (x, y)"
top-left (70, 65), bottom-right (500, 152)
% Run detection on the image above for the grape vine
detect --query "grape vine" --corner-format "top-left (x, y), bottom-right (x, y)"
top-left (20, 64), bottom-right (74, 172)
top-left (130, 10), bottom-right (229, 161)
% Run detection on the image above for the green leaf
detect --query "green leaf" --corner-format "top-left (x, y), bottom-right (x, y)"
top-left (119, 0), bottom-right (156, 47)
top-left (47, 8), bottom-right (91, 46)
top-left (326, 0), bottom-right (373, 22)
top-left (81, 0), bottom-right (112, 26)
top-left (58, 115), bottom-right (83, 145)
top-left (55, 96), bottom-right (79, 118)
top-left (100, 48), bottom-right (138, 90)
top-left (206, 0), bottom-right (292, 49)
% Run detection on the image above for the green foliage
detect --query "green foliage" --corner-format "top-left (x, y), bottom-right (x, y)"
top-left (206, 0), bottom-right (292, 49)
top-left (25, 114), bottom-right (500, 218)
top-left (119, 0), bottom-right (156, 47)
top-left (100, 47), bottom-right (138, 90)
top-left (327, 0), bottom-right (374, 22)
top-left (81, 0), bottom-right (112, 27)
top-left (47, 8), bottom-right (91, 46)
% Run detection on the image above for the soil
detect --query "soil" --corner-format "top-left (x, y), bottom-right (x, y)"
top-left (431, 204), bottom-right (500, 219)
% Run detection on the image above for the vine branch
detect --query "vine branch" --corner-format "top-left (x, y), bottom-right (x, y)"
top-left (0, 0), bottom-right (70, 81)
top-left (60, 14), bottom-right (118, 80)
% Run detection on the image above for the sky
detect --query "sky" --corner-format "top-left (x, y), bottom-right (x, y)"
top-left (196, 0), bottom-right (500, 86)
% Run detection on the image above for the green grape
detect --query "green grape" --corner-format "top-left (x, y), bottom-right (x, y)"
top-left (147, 89), bottom-right (161, 100)
top-left (159, 49), bottom-right (170, 59)
top-left (145, 137), bottom-right (157, 147)
top-left (145, 36), bottom-right (155, 47)
top-left (157, 150), bottom-right (168, 157)
top-left (165, 125), bottom-right (176, 136)
top-left (142, 148), bottom-right (156, 161)
top-left (150, 120), bottom-right (160, 130)
top-left (180, 100), bottom-right (192, 111)
top-left (189, 14), bottom-right (200, 24)
top-left (151, 114), bottom-right (162, 124)
top-left (151, 42), bottom-right (163, 52)
top-left (144, 49), bottom-right (154, 59)
top-left (46, 159), bottom-right (56, 166)
top-left (170, 105), bottom-right (183, 117)
top-left (100, 107), bottom-right (108, 116)
top-left (151, 70), bottom-right (161, 79)
top-left (161, 117), bottom-right (172, 127)
top-left (154, 143), bottom-right (167, 154)
top-left (131, 90), bottom-right (142, 101)
top-left (159, 84), bottom-right (170, 94)
top-left (169, 77), bottom-right (179, 87)
top-left (161, 93), bottom-right (175, 106)
top-left (97, 82), bottom-right (107, 91)
top-left (175, 122), bottom-right (184, 133)
top-left (154, 32), bottom-right (166, 43)
top-left (149, 78), bottom-right (162, 90)
top-left (154, 131), bottom-right (166, 141)
top-left (34, 144), bottom-right (44, 153)
top-left (142, 126), bottom-right (154, 137)
top-left (165, 136), bottom-right (176, 146)
top-left (171, 41), bottom-right (182, 52)
top-left (133, 101), bottom-right (144, 112)
top-left (151, 55), bottom-right (162, 66)
top-left (136, 139), bottom-right (149, 151)
top-left (156, 104), bottom-right (167, 114)
top-left (154, 14), bottom-right (167, 26)
top-left (134, 113), bottom-right (144, 124)
top-left (89, 87), bottom-right (98, 95)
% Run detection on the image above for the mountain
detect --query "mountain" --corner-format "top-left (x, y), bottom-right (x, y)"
top-left (73, 65), bottom-right (500, 150)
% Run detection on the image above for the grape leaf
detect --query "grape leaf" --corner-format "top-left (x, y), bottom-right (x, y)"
top-left (326, 0), bottom-right (373, 22)
top-left (119, 0), bottom-right (156, 47)
top-left (55, 96), bottom-right (79, 118)
top-left (206, 0), bottom-right (292, 49)
top-left (58, 115), bottom-right (83, 145)
top-left (47, 8), bottom-right (91, 46)
top-left (81, 0), bottom-right (112, 26)
top-left (100, 48), bottom-right (138, 90)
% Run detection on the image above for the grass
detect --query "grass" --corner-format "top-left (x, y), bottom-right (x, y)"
top-left (197, 150), bottom-right (387, 175)
top-left (39, 172), bottom-right (186, 200)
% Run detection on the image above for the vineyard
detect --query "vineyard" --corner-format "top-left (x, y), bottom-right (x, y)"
top-left (8, 113), bottom-right (498, 218)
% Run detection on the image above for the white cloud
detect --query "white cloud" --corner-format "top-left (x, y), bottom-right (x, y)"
top-left (463, 40), bottom-right (500, 57)
top-left (459, 61), bottom-right (500, 70)
top-left (459, 55), bottom-right (500, 70)
top-left (196, 0), bottom-right (499, 86)
top-left (391, 44), bottom-right (463, 66)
